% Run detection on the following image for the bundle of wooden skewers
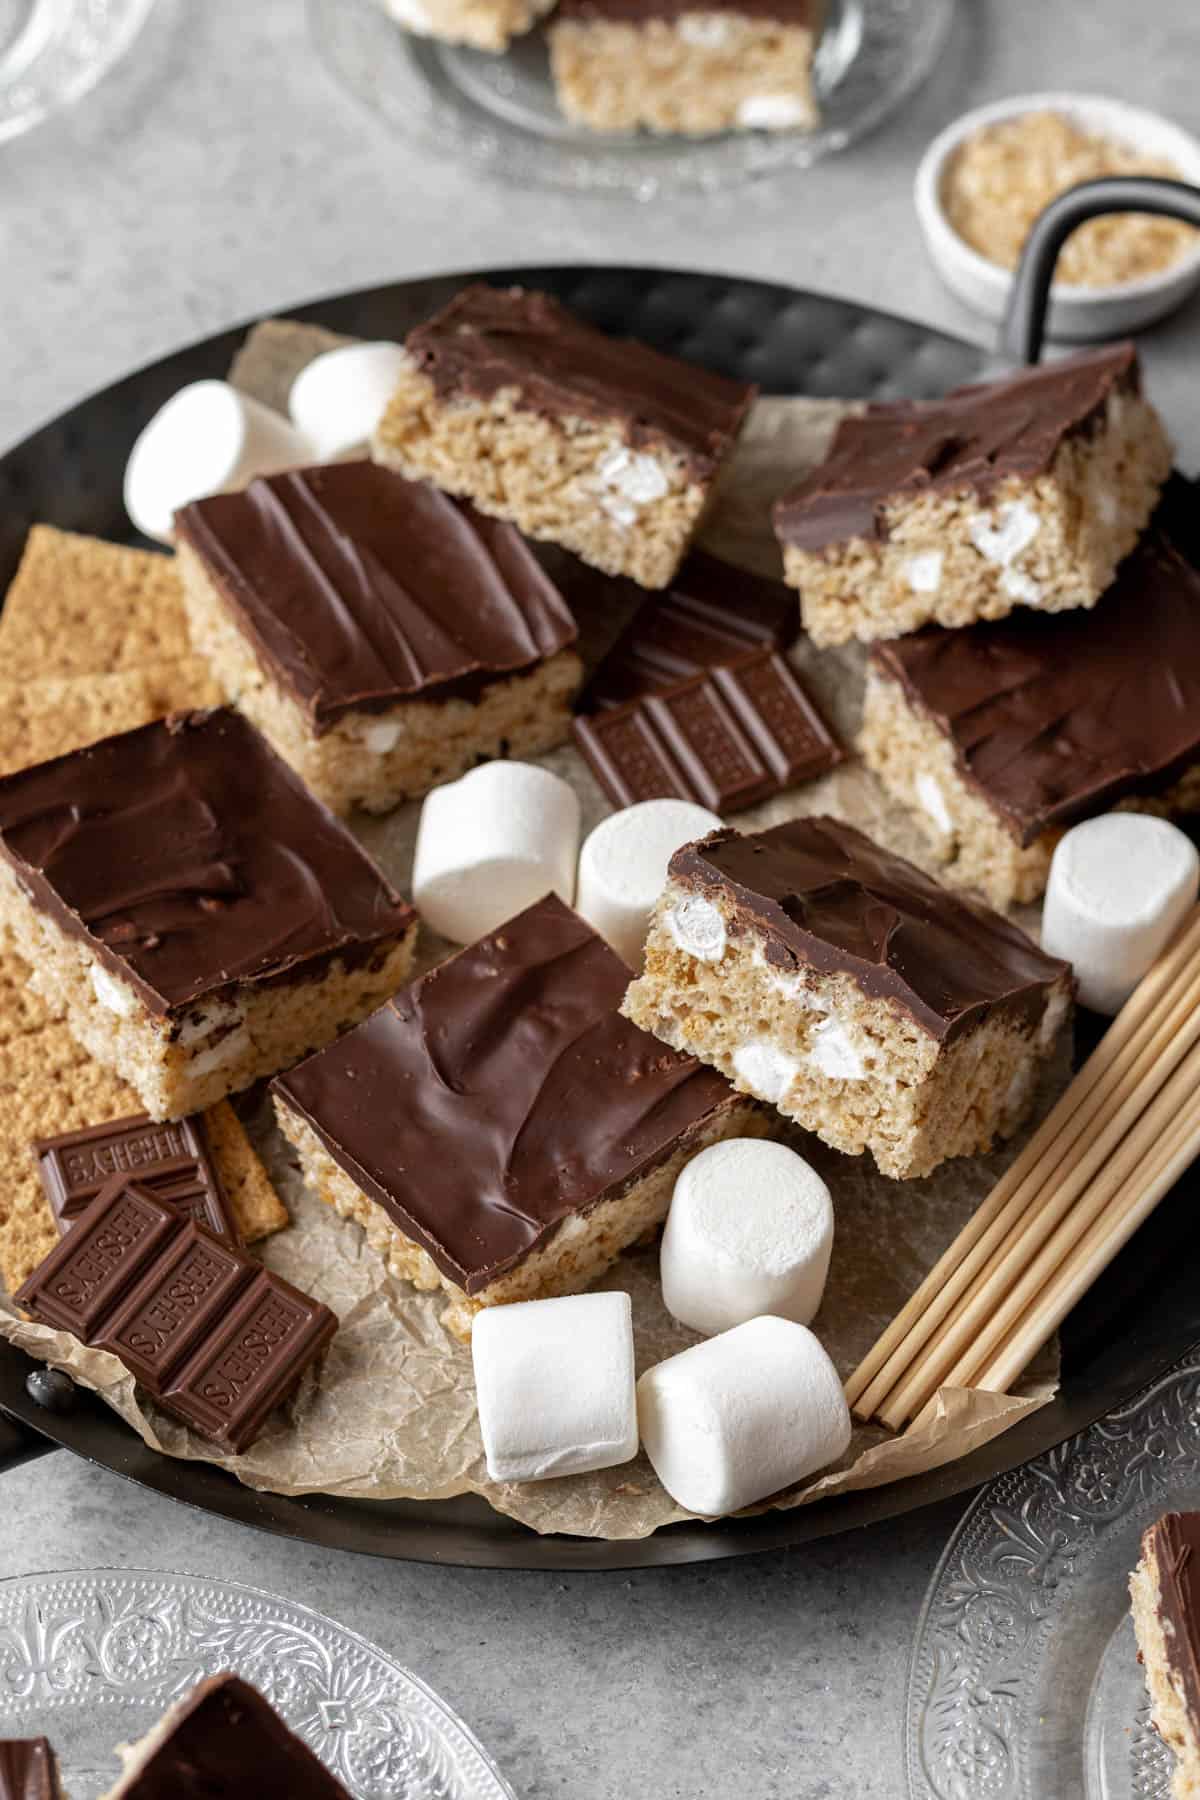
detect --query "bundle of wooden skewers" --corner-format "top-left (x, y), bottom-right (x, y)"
top-left (846, 904), bottom-right (1200, 1431)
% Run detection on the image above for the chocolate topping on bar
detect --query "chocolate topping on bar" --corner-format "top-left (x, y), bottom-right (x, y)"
top-left (106, 1675), bottom-right (351, 1798)
top-left (405, 285), bottom-right (756, 480)
top-left (1144, 1512), bottom-right (1200, 1729)
top-left (0, 1741), bottom-right (61, 1800)
top-left (556, 0), bottom-right (823, 22)
top-left (870, 534), bottom-right (1200, 845)
top-left (671, 817), bottom-right (1069, 1041)
top-left (176, 465), bottom-right (578, 732)
top-left (773, 342), bottom-right (1138, 552)
top-left (0, 709), bottom-right (414, 1016)
top-left (274, 894), bottom-right (741, 1294)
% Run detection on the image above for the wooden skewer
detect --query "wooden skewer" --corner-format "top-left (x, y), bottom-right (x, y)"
top-left (973, 1099), bottom-right (1200, 1395)
top-left (904, 1036), bottom-right (1200, 1415)
top-left (844, 903), bottom-right (1200, 1417)
top-left (875, 996), bottom-right (1200, 1429)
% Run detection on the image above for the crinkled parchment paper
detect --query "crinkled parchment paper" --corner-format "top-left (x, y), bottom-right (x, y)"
top-left (0, 329), bottom-right (1062, 1538)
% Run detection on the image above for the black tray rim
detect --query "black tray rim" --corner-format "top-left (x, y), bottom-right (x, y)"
top-left (1, 259), bottom-right (1197, 1572)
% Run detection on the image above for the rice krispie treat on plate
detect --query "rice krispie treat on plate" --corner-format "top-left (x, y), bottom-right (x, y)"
top-left (859, 533), bottom-right (1200, 909)
top-left (175, 461), bottom-right (582, 815)
top-left (548, 0), bottom-right (825, 137)
top-left (0, 709), bottom-right (417, 1121)
top-left (274, 893), bottom-right (762, 1338)
top-left (378, 0), bottom-right (554, 50)
top-left (772, 342), bottom-right (1170, 645)
top-left (1131, 1513), bottom-right (1200, 1800)
top-left (373, 284), bottom-right (756, 590)
top-left (622, 817), bottom-right (1072, 1180)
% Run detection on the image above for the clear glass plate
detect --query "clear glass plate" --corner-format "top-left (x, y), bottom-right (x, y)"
top-left (906, 1350), bottom-right (1200, 1800)
top-left (309, 0), bottom-right (955, 197)
top-left (0, 0), bottom-right (157, 144)
top-left (0, 1567), bottom-right (516, 1800)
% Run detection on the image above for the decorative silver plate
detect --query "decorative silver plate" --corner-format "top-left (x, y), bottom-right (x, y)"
top-left (906, 1351), bottom-right (1200, 1800)
top-left (0, 1568), bottom-right (516, 1800)
top-left (0, 0), bottom-right (157, 145)
top-left (310, 0), bottom-right (955, 197)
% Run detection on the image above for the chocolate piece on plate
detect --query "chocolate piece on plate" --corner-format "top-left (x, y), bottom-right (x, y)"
top-left (0, 1740), bottom-right (63, 1800)
top-left (1130, 1511), bottom-right (1200, 1795)
top-left (35, 1112), bottom-right (237, 1240)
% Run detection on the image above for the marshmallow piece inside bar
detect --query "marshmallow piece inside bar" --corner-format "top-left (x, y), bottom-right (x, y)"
top-left (288, 341), bottom-right (410, 462)
top-left (661, 1138), bottom-right (833, 1335)
top-left (1041, 814), bottom-right (1199, 1015)
top-left (637, 1315), bottom-right (851, 1516)
top-left (576, 799), bottom-right (722, 968)
top-left (472, 1291), bottom-right (638, 1482)
top-left (124, 381), bottom-right (312, 544)
top-left (413, 762), bottom-right (581, 945)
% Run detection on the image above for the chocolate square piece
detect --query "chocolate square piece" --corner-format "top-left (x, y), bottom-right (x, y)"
top-left (274, 894), bottom-right (745, 1298)
top-left (0, 1740), bottom-right (63, 1800)
top-left (35, 1112), bottom-right (236, 1240)
top-left (17, 1179), bottom-right (179, 1337)
top-left (573, 648), bottom-right (842, 811)
top-left (97, 1225), bottom-right (254, 1387)
top-left (175, 464), bottom-right (579, 732)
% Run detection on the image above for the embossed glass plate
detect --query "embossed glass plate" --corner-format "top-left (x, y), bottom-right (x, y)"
top-left (310, 0), bottom-right (955, 197)
top-left (0, 1568), bottom-right (516, 1799)
top-left (0, 0), bottom-right (157, 144)
top-left (906, 1351), bottom-right (1200, 1800)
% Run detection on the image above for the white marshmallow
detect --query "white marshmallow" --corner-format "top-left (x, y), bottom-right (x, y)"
top-left (124, 381), bottom-right (312, 545)
top-left (677, 13), bottom-right (733, 45)
top-left (967, 499), bottom-right (1040, 568)
top-left (472, 1292), bottom-right (638, 1482)
top-left (735, 93), bottom-right (810, 130)
top-left (90, 964), bottom-right (138, 1018)
top-left (1041, 814), bottom-right (1199, 1015)
top-left (412, 762), bottom-right (580, 944)
top-left (288, 341), bottom-right (410, 463)
top-left (576, 800), bottom-right (722, 968)
top-left (665, 893), bottom-right (727, 962)
top-left (637, 1316), bottom-right (851, 1516)
top-left (661, 1139), bottom-right (834, 1336)
top-left (905, 550), bottom-right (944, 595)
top-left (808, 1014), bottom-right (866, 1081)
top-left (732, 1040), bottom-right (800, 1105)
top-left (915, 770), bottom-right (954, 837)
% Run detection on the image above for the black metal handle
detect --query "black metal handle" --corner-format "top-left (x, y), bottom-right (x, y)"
top-left (0, 1408), bottom-right (53, 1474)
top-left (1002, 175), bottom-right (1200, 366)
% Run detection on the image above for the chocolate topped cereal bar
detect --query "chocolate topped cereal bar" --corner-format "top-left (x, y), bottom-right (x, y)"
top-left (548, 0), bottom-right (824, 136)
top-left (773, 343), bottom-right (1171, 645)
top-left (622, 817), bottom-right (1072, 1180)
top-left (175, 462), bottom-right (582, 815)
top-left (859, 533), bottom-right (1200, 909)
top-left (274, 893), bottom-right (762, 1337)
top-left (1130, 1513), bottom-right (1200, 1800)
top-left (373, 285), bottom-right (756, 590)
top-left (0, 709), bottom-right (417, 1120)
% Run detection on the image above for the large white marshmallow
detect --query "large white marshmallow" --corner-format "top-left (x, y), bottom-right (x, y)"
top-left (412, 761), bottom-right (580, 944)
top-left (472, 1291), bottom-right (638, 1483)
top-left (288, 341), bottom-right (410, 463)
top-left (123, 380), bottom-right (312, 545)
top-left (1041, 814), bottom-right (1199, 1015)
top-left (576, 800), bottom-right (722, 969)
top-left (661, 1139), bottom-right (834, 1336)
top-left (637, 1316), bottom-right (851, 1516)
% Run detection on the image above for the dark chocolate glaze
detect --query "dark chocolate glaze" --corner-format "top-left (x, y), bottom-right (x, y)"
top-left (0, 1742), bottom-right (60, 1800)
top-left (0, 709), bottom-right (415, 1017)
top-left (870, 534), bottom-right (1200, 846)
top-left (274, 894), bottom-right (743, 1294)
top-left (108, 1675), bottom-right (350, 1798)
top-left (1144, 1512), bottom-right (1200, 1733)
top-left (406, 285), bottom-right (756, 480)
top-left (555, 0), bottom-right (823, 24)
top-left (670, 817), bottom-right (1069, 1042)
top-left (773, 342), bottom-right (1138, 552)
top-left (176, 465), bottom-right (579, 732)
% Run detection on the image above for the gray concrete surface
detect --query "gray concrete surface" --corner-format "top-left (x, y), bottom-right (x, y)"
top-left (1, 3), bottom-right (1197, 1795)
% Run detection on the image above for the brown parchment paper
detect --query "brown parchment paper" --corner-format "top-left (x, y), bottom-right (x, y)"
top-left (0, 326), bottom-right (1062, 1539)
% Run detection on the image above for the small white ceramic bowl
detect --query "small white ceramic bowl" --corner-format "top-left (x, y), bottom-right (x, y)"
top-left (914, 92), bottom-right (1200, 341)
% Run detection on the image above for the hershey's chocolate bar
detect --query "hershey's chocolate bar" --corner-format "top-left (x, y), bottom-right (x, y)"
top-left (16, 1178), bottom-right (335, 1454)
top-left (572, 647), bottom-right (842, 812)
top-left (34, 1112), bottom-right (237, 1242)
top-left (0, 1740), bottom-right (63, 1800)
top-left (572, 550), bottom-right (799, 713)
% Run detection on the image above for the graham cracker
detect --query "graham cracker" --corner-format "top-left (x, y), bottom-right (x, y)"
top-left (0, 525), bottom-right (193, 680)
top-left (204, 1099), bottom-right (289, 1242)
top-left (0, 663), bottom-right (219, 778)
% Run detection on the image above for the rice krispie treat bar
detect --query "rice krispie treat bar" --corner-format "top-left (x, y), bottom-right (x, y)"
top-left (373, 285), bottom-right (756, 590)
top-left (0, 709), bottom-right (417, 1121)
top-left (772, 343), bottom-right (1171, 645)
top-left (274, 893), bottom-right (762, 1338)
top-left (622, 817), bottom-right (1072, 1181)
top-left (1131, 1513), bottom-right (1200, 1800)
top-left (175, 462), bottom-right (582, 815)
top-left (378, 0), bottom-right (554, 51)
top-left (548, 0), bottom-right (824, 136)
top-left (859, 533), bottom-right (1200, 909)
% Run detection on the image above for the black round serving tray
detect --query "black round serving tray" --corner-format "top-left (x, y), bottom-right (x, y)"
top-left (0, 263), bottom-right (1197, 1570)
